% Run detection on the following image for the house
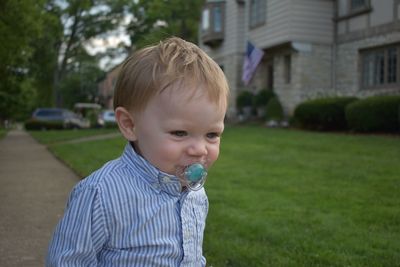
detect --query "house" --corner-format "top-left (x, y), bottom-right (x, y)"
top-left (199, 0), bottom-right (400, 118)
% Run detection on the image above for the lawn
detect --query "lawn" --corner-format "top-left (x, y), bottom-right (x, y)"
top-left (29, 128), bottom-right (119, 145)
top-left (31, 126), bottom-right (400, 266)
top-left (0, 129), bottom-right (7, 140)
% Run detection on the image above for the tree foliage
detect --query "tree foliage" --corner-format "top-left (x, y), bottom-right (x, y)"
top-left (126, 0), bottom-right (203, 49)
top-left (0, 0), bottom-right (45, 121)
top-left (29, 2), bottom-right (64, 108)
top-left (51, 0), bottom-right (129, 107)
top-left (0, 0), bottom-right (204, 122)
top-left (0, 0), bottom-right (129, 121)
top-left (60, 61), bottom-right (105, 109)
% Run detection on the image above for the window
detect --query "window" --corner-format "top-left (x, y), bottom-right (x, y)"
top-left (350, 0), bottom-right (368, 11)
top-left (336, 0), bottom-right (371, 20)
top-left (201, 4), bottom-right (223, 33)
top-left (213, 6), bottom-right (222, 32)
top-left (388, 48), bottom-right (397, 83)
top-left (202, 9), bottom-right (210, 31)
top-left (250, 0), bottom-right (266, 28)
top-left (201, 2), bottom-right (225, 47)
top-left (361, 44), bottom-right (399, 88)
top-left (284, 55), bottom-right (291, 84)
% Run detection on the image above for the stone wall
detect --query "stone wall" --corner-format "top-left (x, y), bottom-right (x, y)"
top-left (335, 30), bottom-right (400, 98)
top-left (273, 43), bottom-right (333, 116)
top-left (213, 52), bottom-right (244, 119)
top-left (209, 31), bottom-right (400, 120)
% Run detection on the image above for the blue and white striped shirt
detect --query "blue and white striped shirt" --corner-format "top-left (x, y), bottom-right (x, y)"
top-left (47, 143), bottom-right (208, 266)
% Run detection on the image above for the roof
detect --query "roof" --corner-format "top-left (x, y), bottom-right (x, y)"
top-left (73, 103), bottom-right (102, 109)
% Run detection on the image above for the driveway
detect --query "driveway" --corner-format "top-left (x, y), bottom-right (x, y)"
top-left (0, 130), bottom-right (79, 266)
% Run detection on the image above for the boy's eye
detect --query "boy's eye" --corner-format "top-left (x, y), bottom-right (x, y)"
top-left (206, 132), bottom-right (220, 139)
top-left (170, 131), bottom-right (187, 137)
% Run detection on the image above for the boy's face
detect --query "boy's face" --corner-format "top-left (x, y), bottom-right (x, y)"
top-left (131, 85), bottom-right (226, 177)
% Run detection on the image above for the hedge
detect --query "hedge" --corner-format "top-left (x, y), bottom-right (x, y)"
top-left (236, 91), bottom-right (254, 109)
top-left (265, 96), bottom-right (284, 121)
top-left (25, 120), bottom-right (65, 130)
top-left (254, 89), bottom-right (275, 107)
top-left (346, 95), bottom-right (400, 132)
top-left (294, 97), bottom-right (358, 131)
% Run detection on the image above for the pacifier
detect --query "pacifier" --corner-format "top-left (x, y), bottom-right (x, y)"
top-left (177, 163), bottom-right (208, 191)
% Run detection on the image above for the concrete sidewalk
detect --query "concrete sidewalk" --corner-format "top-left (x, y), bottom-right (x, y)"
top-left (0, 130), bottom-right (79, 267)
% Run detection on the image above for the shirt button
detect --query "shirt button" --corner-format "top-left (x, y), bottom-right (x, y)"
top-left (162, 176), bottom-right (171, 183)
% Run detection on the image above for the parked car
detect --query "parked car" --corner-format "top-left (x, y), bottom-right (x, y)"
top-left (97, 109), bottom-right (117, 128)
top-left (25, 108), bottom-right (90, 130)
top-left (74, 102), bottom-right (102, 127)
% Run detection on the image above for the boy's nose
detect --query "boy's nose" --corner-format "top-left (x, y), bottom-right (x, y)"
top-left (187, 140), bottom-right (208, 157)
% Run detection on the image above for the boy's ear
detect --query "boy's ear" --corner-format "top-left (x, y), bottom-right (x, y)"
top-left (115, 107), bottom-right (137, 141)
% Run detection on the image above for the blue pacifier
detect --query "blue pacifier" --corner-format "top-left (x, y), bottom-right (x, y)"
top-left (182, 163), bottom-right (208, 191)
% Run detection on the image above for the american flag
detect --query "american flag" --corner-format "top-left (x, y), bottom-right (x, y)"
top-left (242, 41), bottom-right (264, 85)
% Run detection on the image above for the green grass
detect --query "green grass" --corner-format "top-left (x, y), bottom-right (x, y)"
top-left (0, 129), bottom-right (7, 140)
top-left (50, 137), bottom-right (125, 177)
top-left (205, 126), bottom-right (399, 266)
top-left (29, 128), bottom-right (119, 145)
top-left (30, 126), bottom-right (400, 266)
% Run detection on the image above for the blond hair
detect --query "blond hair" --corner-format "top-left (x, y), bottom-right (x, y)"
top-left (113, 37), bottom-right (229, 112)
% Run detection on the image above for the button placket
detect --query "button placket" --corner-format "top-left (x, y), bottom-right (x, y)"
top-left (180, 192), bottom-right (203, 266)
top-left (162, 176), bottom-right (171, 183)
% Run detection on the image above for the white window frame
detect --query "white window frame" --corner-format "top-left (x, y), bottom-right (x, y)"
top-left (361, 44), bottom-right (399, 89)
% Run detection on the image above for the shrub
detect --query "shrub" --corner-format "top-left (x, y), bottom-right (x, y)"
top-left (265, 96), bottom-right (284, 121)
top-left (346, 95), bottom-right (400, 132)
top-left (86, 110), bottom-right (99, 128)
top-left (236, 91), bottom-right (254, 110)
top-left (254, 89), bottom-right (275, 107)
top-left (294, 97), bottom-right (358, 131)
top-left (24, 119), bottom-right (64, 130)
top-left (104, 121), bottom-right (118, 129)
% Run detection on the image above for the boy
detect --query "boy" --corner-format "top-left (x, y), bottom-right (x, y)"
top-left (46, 37), bottom-right (229, 266)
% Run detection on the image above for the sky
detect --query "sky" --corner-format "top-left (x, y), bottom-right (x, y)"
top-left (85, 34), bottom-right (131, 70)
top-left (57, 0), bottom-right (133, 71)
top-left (84, 13), bottom-right (133, 70)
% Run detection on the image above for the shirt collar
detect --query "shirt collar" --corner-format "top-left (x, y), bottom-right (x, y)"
top-left (121, 143), bottom-right (182, 196)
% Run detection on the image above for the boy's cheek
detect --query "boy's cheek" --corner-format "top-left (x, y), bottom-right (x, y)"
top-left (208, 146), bottom-right (220, 165)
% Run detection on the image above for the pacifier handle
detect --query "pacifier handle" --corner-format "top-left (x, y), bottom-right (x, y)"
top-left (182, 163), bottom-right (208, 191)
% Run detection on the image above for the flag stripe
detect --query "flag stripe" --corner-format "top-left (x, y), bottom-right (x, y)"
top-left (242, 41), bottom-right (264, 85)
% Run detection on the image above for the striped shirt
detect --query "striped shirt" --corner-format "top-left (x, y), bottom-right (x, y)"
top-left (47, 143), bottom-right (208, 266)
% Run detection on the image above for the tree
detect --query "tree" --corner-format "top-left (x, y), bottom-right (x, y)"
top-left (0, 0), bottom-right (204, 122)
top-left (29, 2), bottom-right (64, 108)
top-left (0, 0), bottom-right (45, 121)
top-left (59, 60), bottom-right (105, 109)
top-left (126, 0), bottom-right (203, 49)
top-left (50, 0), bottom-right (130, 107)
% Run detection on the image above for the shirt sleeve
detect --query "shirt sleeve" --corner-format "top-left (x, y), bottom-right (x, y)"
top-left (46, 184), bottom-right (108, 267)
